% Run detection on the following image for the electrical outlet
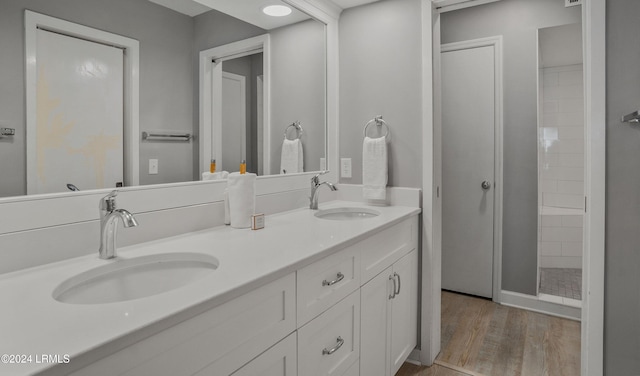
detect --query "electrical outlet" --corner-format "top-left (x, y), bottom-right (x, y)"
top-left (149, 159), bottom-right (158, 175)
top-left (340, 158), bottom-right (352, 178)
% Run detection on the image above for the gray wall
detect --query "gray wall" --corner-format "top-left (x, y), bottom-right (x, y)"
top-left (441, 0), bottom-right (581, 295)
top-left (606, 1), bottom-right (640, 374)
top-left (0, 0), bottom-right (195, 195)
top-left (339, 0), bottom-right (423, 189)
top-left (269, 19), bottom-right (326, 175)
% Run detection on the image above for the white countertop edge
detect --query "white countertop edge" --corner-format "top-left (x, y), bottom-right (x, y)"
top-left (0, 201), bottom-right (420, 375)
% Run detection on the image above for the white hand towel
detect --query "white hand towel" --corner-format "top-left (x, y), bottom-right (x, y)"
top-left (227, 172), bottom-right (256, 228)
top-left (280, 139), bottom-right (304, 174)
top-left (362, 136), bottom-right (388, 200)
top-left (202, 171), bottom-right (229, 180)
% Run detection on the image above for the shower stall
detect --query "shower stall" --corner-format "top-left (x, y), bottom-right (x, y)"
top-left (537, 23), bottom-right (584, 306)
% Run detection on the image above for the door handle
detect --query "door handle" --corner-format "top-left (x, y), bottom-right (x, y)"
top-left (322, 272), bottom-right (344, 286)
top-left (394, 272), bottom-right (401, 296)
top-left (481, 180), bottom-right (491, 190)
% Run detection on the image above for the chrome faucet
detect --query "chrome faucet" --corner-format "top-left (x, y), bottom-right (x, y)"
top-left (99, 190), bottom-right (138, 259)
top-left (310, 171), bottom-right (338, 210)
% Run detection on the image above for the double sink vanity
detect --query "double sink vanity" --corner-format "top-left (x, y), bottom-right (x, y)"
top-left (0, 197), bottom-right (420, 376)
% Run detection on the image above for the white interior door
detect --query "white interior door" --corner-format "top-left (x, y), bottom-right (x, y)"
top-left (31, 28), bottom-right (124, 194)
top-left (221, 71), bottom-right (246, 172)
top-left (441, 43), bottom-right (496, 298)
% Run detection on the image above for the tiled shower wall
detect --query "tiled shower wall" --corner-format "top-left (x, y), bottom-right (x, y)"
top-left (538, 64), bottom-right (584, 269)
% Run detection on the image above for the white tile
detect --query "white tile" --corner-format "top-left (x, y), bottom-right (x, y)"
top-left (562, 241), bottom-right (583, 257)
top-left (558, 127), bottom-right (584, 140)
top-left (557, 180), bottom-right (584, 194)
top-left (541, 166), bottom-right (584, 181)
top-left (543, 193), bottom-right (584, 209)
top-left (543, 72), bottom-right (559, 87)
top-left (541, 227), bottom-right (583, 242)
top-left (561, 215), bottom-right (583, 227)
top-left (541, 215), bottom-right (562, 227)
top-left (559, 70), bottom-right (584, 86)
top-left (556, 140), bottom-right (584, 155)
top-left (556, 112), bottom-right (584, 127)
top-left (539, 293), bottom-right (564, 304)
top-left (558, 154), bottom-right (584, 167)
top-left (559, 98), bottom-right (584, 114)
top-left (540, 179), bottom-right (558, 193)
top-left (540, 256), bottom-right (582, 268)
top-left (563, 297), bottom-right (582, 308)
top-left (541, 153), bottom-right (560, 168)
top-left (543, 101), bottom-right (559, 113)
top-left (542, 127), bottom-right (559, 140)
top-left (544, 84), bottom-right (584, 100)
top-left (540, 241), bottom-right (562, 256)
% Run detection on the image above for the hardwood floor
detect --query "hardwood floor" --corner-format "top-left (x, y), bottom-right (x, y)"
top-left (396, 291), bottom-right (581, 376)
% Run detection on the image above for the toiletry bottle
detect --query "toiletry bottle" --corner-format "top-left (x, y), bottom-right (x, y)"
top-left (240, 160), bottom-right (246, 174)
top-left (210, 159), bottom-right (216, 173)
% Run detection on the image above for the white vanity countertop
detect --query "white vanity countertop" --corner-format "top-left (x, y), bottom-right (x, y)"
top-left (0, 201), bottom-right (420, 375)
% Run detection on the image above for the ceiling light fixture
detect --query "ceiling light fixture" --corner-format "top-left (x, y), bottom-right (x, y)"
top-left (262, 4), bottom-right (292, 17)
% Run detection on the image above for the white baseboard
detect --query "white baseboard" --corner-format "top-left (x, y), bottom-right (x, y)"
top-left (500, 290), bottom-right (581, 321)
top-left (407, 349), bottom-right (423, 366)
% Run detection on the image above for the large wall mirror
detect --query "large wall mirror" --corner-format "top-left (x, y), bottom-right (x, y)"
top-left (0, 0), bottom-right (328, 198)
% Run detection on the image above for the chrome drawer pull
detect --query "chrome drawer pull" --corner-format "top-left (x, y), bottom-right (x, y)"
top-left (389, 274), bottom-right (396, 299)
top-left (394, 272), bottom-right (401, 295)
top-left (322, 336), bottom-right (344, 355)
top-left (322, 272), bottom-right (344, 286)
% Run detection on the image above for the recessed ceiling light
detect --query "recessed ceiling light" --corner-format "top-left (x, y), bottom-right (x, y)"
top-left (262, 4), bottom-right (292, 17)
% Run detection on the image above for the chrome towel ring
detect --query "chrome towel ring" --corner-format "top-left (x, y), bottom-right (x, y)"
top-left (284, 121), bottom-right (303, 140)
top-left (363, 116), bottom-right (390, 139)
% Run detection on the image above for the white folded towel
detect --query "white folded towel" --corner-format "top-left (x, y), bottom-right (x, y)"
top-left (227, 172), bottom-right (256, 228)
top-left (280, 139), bottom-right (304, 174)
top-left (362, 136), bottom-right (388, 200)
top-left (202, 171), bottom-right (229, 180)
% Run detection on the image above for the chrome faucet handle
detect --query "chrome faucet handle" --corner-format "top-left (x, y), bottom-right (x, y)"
top-left (100, 190), bottom-right (119, 212)
top-left (312, 170), bottom-right (329, 184)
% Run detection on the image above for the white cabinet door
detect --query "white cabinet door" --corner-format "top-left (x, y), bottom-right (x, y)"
top-left (389, 249), bottom-right (418, 375)
top-left (231, 333), bottom-right (296, 376)
top-left (360, 266), bottom-right (392, 376)
top-left (298, 291), bottom-right (360, 376)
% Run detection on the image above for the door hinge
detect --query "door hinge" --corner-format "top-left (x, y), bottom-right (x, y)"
top-left (584, 196), bottom-right (587, 212)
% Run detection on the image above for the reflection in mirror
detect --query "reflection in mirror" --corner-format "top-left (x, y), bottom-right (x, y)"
top-left (0, 0), bottom-right (326, 198)
top-left (536, 22), bottom-right (584, 299)
top-left (201, 16), bottom-right (326, 178)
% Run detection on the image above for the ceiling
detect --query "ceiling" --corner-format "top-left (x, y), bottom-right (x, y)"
top-left (148, 0), bottom-right (380, 29)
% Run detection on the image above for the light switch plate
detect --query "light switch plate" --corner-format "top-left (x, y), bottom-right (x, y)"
top-left (149, 159), bottom-right (158, 175)
top-left (340, 158), bottom-right (352, 178)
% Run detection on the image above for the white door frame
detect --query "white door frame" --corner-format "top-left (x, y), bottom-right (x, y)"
top-left (199, 35), bottom-right (270, 176)
top-left (221, 71), bottom-right (247, 169)
top-left (25, 11), bottom-right (140, 191)
top-left (441, 35), bottom-right (504, 303)
top-left (424, 0), bottom-right (606, 374)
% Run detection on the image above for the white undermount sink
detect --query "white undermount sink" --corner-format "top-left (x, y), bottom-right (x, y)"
top-left (314, 207), bottom-right (381, 220)
top-left (52, 252), bottom-right (219, 305)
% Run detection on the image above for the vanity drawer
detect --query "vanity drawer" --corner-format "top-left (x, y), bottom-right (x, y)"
top-left (70, 273), bottom-right (296, 376)
top-left (297, 291), bottom-right (360, 376)
top-left (297, 246), bottom-right (360, 325)
top-left (360, 217), bottom-right (417, 283)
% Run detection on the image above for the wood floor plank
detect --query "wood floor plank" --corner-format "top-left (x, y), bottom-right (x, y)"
top-left (396, 291), bottom-right (580, 376)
